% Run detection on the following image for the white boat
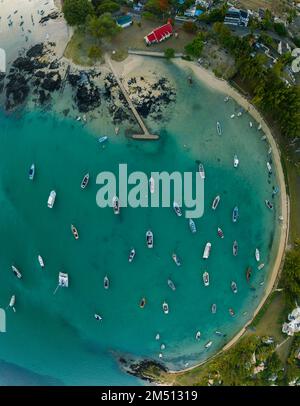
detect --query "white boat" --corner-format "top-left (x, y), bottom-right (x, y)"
top-left (203, 271), bottom-right (209, 286)
top-left (237, 111), bottom-right (242, 117)
top-left (211, 303), bottom-right (217, 314)
top-left (258, 263), bottom-right (265, 270)
top-left (203, 242), bottom-right (211, 259)
top-left (139, 298), bottom-right (146, 308)
top-left (255, 248), bottom-right (260, 262)
top-left (7, 295), bottom-right (16, 312)
top-left (230, 114), bottom-right (235, 119)
top-left (224, 96), bottom-right (229, 102)
top-left (217, 227), bottom-right (224, 239)
top-left (216, 121), bottom-right (222, 135)
top-left (231, 281), bottom-right (238, 294)
top-left (149, 176), bottom-right (155, 194)
top-left (167, 279), bottom-right (176, 291)
top-left (29, 164), bottom-right (35, 180)
top-left (267, 162), bottom-right (272, 174)
top-left (265, 200), bottom-right (273, 210)
top-left (196, 331), bottom-right (201, 340)
top-left (162, 301), bottom-right (169, 314)
top-left (98, 136), bottom-right (108, 143)
top-left (249, 121), bottom-right (253, 128)
top-left (173, 201), bottom-right (182, 217)
top-left (71, 224), bottom-right (79, 240)
top-left (47, 190), bottom-right (56, 208)
top-left (104, 276), bottom-right (109, 289)
top-left (205, 341), bottom-right (213, 349)
top-left (233, 154), bottom-right (239, 168)
top-left (112, 196), bottom-right (120, 214)
top-left (233, 240), bottom-right (238, 256)
top-left (128, 248), bottom-right (136, 263)
top-left (53, 272), bottom-right (69, 294)
top-left (94, 314), bottom-right (102, 321)
top-left (189, 218), bottom-right (197, 233)
top-left (146, 230), bottom-right (153, 248)
top-left (11, 265), bottom-right (22, 279)
top-left (38, 255), bottom-right (45, 268)
top-left (232, 206), bottom-right (239, 222)
top-left (212, 195), bottom-right (220, 210)
top-left (155, 333), bottom-right (160, 340)
top-left (258, 123), bottom-right (262, 130)
top-left (81, 173), bottom-right (89, 189)
top-left (172, 253), bottom-right (181, 266)
top-left (198, 163), bottom-right (205, 179)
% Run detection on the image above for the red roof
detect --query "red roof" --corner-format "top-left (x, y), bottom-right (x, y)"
top-left (145, 23), bottom-right (173, 44)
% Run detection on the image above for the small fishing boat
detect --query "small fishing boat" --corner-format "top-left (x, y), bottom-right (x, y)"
top-left (29, 164), bottom-right (35, 180)
top-left (53, 272), bottom-right (69, 294)
top-left (246, 266), bottom-right (252, 282)
top-left (71, 224), bottom-right (79, 240)
top-left (267, 162), bottom-right (272, 174)
top-left (7, 295), bottom-right (16, 312)
top-left (47, 190), bottom-right (56, 208)
top-left (232, 206), bottom-right (239, 222)
top-left (237, 111), bottom-right (242, 117)
top-left (203, 242), bottom-right (211, 259)
top-left (268, 146), bottom-right (272, 155)
top-left (140, 298), bottom-right (146, 308)
top-left (203, 271), bottom-right (209, 287)
top-left (11, 265), bottom-right (22, 279)
top-left (231, 281), bottom-right (238, 294)
top-left (115, 127), bottom-right (119, 135)
top-left (38, 255), bottom-right (45, 268)
top-left (172, 253), bottom-right (181, 266)
top-left (128, 248), bottom-right (136, 263)
top-left (229, 308), bottom-right (235, 316)
top-left (167, 279), bottom-right (176, 291)
top-left (258, 123), bottom-right (262, 130)
top-left (104, 276), bottom-right (109, 289)
top-left (198, 163), bottom-right (205, 179)
top-left (173, 201), bottom-right (182, 217)
top-left (94, 314), bottom-right (102, 321)
top-left (258, 263), bottom-right (265, 271)
top-left (112, 196), bottom-right (120, 214)
top-left (216, 121), bottom-right (222, 135)
top-left (160, 343), bottom-right (166, 350)
top-left (211, 303), bottom-right (217, 314)
top-left (76, 116), bottom-right (81, 121)
top-left (212, 195), bottom-right (220, 210)
top-left (205, 341), bottom-right (213, 349)
top-left (230, 114), bottom-right (235, 119)
top-left (189, 218), bottom-right (197, 233)
top-left (233, 240), bottom-right (238, 256)
top-left (224, 96), bottom-right (229, 102)
top-left (265, 200), bottom-right (273, 210)
top-left (98, 136), bottom-right (108, 144)
top-left (80, 173), bottom-right (89, 189)
top-left (249, 121), bottom-right (253, 128)
top-left (146, 230), bottom-right (153, 248)
top-left (155, 333), bottom-right (160, 340)
top-left (255, 248), bottom-right (260, 262)
top-left (233, 154), bottom-right (239, 168)
top-left (149, 176), bottom-right (155, 194)
top-left (272, 186), bottom-right (279, 197)
top-left (217, 227), bottom-right (224, 239)
top-left (162, 301), bottom-right (169, 314)
top-left (215, 331), bottom-right (226, 337)
top-left (196, 331), bottom-right (201, 340)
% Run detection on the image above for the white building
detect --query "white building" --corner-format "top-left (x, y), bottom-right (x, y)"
top-left (282, 306), bottom-right (300, 336)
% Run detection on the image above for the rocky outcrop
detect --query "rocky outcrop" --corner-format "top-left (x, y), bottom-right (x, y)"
top-left (119, 358), bottom-right (168, 383)
top-left (75, 83), bottom-right (101, 112)
top-left (5, 73), bottom-right (30, 110)
top-left (41, 71), bottom-right (62, 91)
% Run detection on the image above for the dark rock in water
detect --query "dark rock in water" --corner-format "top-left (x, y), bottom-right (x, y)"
top-left (35, 70), bottom-right (46, 78)
top-left (62, 109), bottom-right (70, 116)
top-left (49, 60), bottom-right (59, 70)
top-left (5, 73), bottom-right (30, 109)
top-left (26, 43), bottom-right (44, 58)
top-left (0, 72), bottom-right (5, 82)
top-left (75, 84), bottom-right (101, 112)
top-left (41, 71), bottom-right (61, 91)
top-left (68, 74), bottom-right (80, 87)
top-left (39, 11), bottom-right (59, 24)
top-left (124, 359), bottom-right (168, 382)
top-left (13, 57), bottom-right (47, 72)
top-left (38, 89), bottom-right (51, 105)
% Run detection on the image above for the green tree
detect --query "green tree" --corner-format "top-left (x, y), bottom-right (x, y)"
top-left (281, 246), bottom-right (300, 306)
top-left (185, 34), bottom-right (204, 58)
top-left (87, 13), bottom-right (120, 42)
top-left (88, 45), bottom-right (102, 60)
top-left (164, 48), bottom-right (175, 59)
top-left (182, 21), bottom-right (198, 34)
top-left (274, 22), bottom-right (287, 37)
top-left (96, 1), bottom-right (120, 16)
top-left (63, 0), bottom-right (94, 26)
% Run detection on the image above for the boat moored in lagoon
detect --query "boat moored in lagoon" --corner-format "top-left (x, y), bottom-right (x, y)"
top-left (233, 154), bottom-right (239, 168)
top-left (128, 248), bottom-right (136, 263)
top-left (38, 255), bottom-right (45, 268)
top-left (53, 272), bottom-right (69, 294)
top-left (146, 230), bottom-right (153, 248)
top-left (255, 248), bottom-right (260, 262)
top-left (7, 295), bottom-right (16, 312)
top-left (11, 265), bottom-right (22, 279)
top-left (196, 331), bottom-right (201, 340)
top-left (265, 200), bottom-right (273, 210)
top-left (232, 206), bottom-right (239, 222)
top-left (229, 308), bottom-right (235, 316)
top-left (258, 263), bottom-right (265, 271)
top-left (198, 163), bottom-right (205, 179)
top-left (233, 240), bottom-right (238, 256)
top-left (267, 162), bottom-right (272, 174)
top-left (212, 195), bottom-right (220, 210)
top-left (104, 276), bottom-right (109, 289)
top-left (162, 301), bottom-right (169, 314)
top-left (172, 253), bottom-right (181, 266)
top-left (203, 271), bottom-right (209, 287)
top-left (211, 303), bottom-right (217, 314)
top-left (205, 341), bottom-right (213, 349)
top-left (216, 121), bottom-right (222, 135)
top-left (173, 201), bottom-right (182, 217)
top-left (231, 281), bottom-right (238, 294)
top-left (29, 164), bottom-right (35, 180)
top-left (203, 242), bottom-right (211, 259)
top-left (71, 224), bottom-right (79, 240)
top-left (189, 218), bottom-right (197, 233)
top-left (98, 136), bottom-right (108, 144)
top-left (167, 279), bottom-right (176, 291)
top-left (140, 298), bottom-right (146, 308)
top-left (80, 173), bottom-right (89, 189)
top-left (246, 266), bottom-right (252, 282)
top-left (94, 314), bottom-right (102, 321)
top-left (217, 227), bottom-right (224, 239)
top-left (112, 196), bottom-right (120, 214)
top-left (47, 190), bottom-right (56, 208)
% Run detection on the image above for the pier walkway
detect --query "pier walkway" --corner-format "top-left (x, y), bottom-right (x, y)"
top-left (128, 49), bottom-right (183, 58)
top-left (105, 55), bottom-right (159, 140)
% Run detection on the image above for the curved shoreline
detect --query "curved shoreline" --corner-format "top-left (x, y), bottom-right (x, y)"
top-left (161, 59), bottom-right (290, 376)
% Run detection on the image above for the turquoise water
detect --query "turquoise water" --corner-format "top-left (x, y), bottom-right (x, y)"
top-left (0, 63), bottom-right (281, 385)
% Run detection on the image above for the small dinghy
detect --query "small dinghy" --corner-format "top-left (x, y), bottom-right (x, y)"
top-left (249, 121), bottom-right (253, 128)
top-left (267, 162), bottom-right (272, 174)
top-left (47, 190), bottom-right (56, 208)
top-left (98, 136), bottom-right (108, 144)
top-left (232, 206), bottom-right (239, 222)
top-left (205, 341), bottom-right (213, 349)
top-left (11, 265), bottom-right (22, 279)
top-left (217, 227), bottom-right (224, 239)
top-left (189, 218), bottom-right (197, 233)
top-left (229, 308), bottom-right (235, 316)
top-left (258, 263), bottom-right (265, 271)
top-left (29, 164), bottom-right (35, 180)
top-left (212, 195), bottom-right (220, 210)
top-left (173, 201), bottom-right (182, 216)
top-left (255, 248), bottom-right (260, 262)
top-left (146, 230), bottom-right (153, 248)
top-left (196, 331), bottom-right (201, 340)
top-left (104, 276), bottom-right (109, 289)
top-left (140, 297), bottom-right (146, 309)
top-left (167, 279), bottom-right (176, 291)
top-left (172, 253), bottom-right (181, 266)
top-left (155, 333), bottom-right (160, 340)
top-left (71, 224), bottom-right (79, 240)
top-left (211, 303), bottom-right (217, 314)
top-left (128, 248), bottom-right (136, 263)
top-left (233, 240), bottom-right (238, 256)
top-left (198, 163), bottom-right (205, 179)
top-left (162, 301), bottom-right (169, 314)
top-left (203, 271), bottom-right (209, 287)
top-left (265, 200), bottom-right (273, 210)
top-left (231, 281), bottom-right (238, 294)
top-left (38, 255), bottom-right (45, 268)
top-left (203, 242), bottom-right (211, 259)
top-left (80, 173), bottom-right (89, 189)
top-left (230, 114), bottom-right (235, 119)
top-left (7, 295), bottom-right (16, 312)
top-left (216, 121), bottom-right (222, 135)
top-left (112, 196), bottom-right (120, 214)
top-left (233, 154), bottom-right (239, 168)
top-left (94, 314), bottom-right (102, 321)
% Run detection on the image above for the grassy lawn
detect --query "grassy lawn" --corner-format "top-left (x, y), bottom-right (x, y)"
top-left (64, 28), bottom-right (101, 66)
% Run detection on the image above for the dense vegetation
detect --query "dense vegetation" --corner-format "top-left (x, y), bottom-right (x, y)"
top-left (62, 0), bottom-right (94, 26)
top-left (280, 240), bottom-right (300, 308)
